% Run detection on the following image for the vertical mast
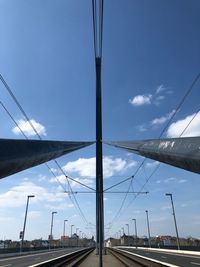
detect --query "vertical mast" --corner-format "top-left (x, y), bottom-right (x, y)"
top-left (96, 57), bottom-right (104, 267)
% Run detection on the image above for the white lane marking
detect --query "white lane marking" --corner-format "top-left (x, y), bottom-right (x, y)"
top-left (0, 249), bottom-right (82, 262)
top-left (162, 256), bottom-right (167, 259)
top-left (114, 248), bottom-right (179, 267)
top-left (191, 262), bottom-right (200, 266)
top-left (0, 264), bottom-right (12, 267)
top-left (115, 246), bottom-right (200, 258)
top-left (29, 248), bottom-right (89, 267)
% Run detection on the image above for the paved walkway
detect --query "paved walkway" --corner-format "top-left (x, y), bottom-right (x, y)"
top-left (79, 250), bottom-right (124, 267)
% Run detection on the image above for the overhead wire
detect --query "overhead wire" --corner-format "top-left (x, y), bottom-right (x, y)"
top-left (0, 75), bottom-right (92, 226)
top-left (108, 71), bottom-right (200, 227)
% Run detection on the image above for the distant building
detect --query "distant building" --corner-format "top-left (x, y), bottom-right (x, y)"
top-left (105, 238), bottom-right (120, 247)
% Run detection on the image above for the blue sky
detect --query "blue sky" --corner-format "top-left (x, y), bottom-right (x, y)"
top-left (0, 0), bottom-right (200, 241)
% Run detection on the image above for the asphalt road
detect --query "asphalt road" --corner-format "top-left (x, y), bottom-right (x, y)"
top-left (120, 247), bottom-right (200, 267)
top-left (0, 247), bottom-right (82, 267)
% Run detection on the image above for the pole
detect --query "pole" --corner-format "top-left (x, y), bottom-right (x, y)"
top-left (126, 224), bottom-right (130, 246)
top-left (21, 195), bottom-right (35, 252)
top-left (166, 193), bottom-right (180, 250)
top-left (121, 227), bottom-right (124, 235)
top-left (49, 211), bottom-right (57, 249)
top-left (63, 220), bottom-right (68, 237)
top-left (71, 225), bottom-right (73, 237)
top-left (132, 219), bottom-right (138, 248)
top-left (96, 56), bottom-right (104, 267)
top-left (145, 210), bottom-right (151, 248)
top-left (63, 220), bottom-right (67, 248)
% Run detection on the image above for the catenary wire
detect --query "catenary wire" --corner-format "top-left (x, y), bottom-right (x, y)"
top-left (0, 76), bottom-right (91, 225)
top-left (109, 71), bottom-right (200, 227)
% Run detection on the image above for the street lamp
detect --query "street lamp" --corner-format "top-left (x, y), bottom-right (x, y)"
top-left (49, 211), bottom-right (57, 249)
top-left (116, 232), bottom-right (118, 239)
top-left (165, 193), bottom-right (180, 250)
top-left (62, 220), bottom-right (68, 248)
top-left (126, 224), bottom-right (130, 246)
top-left (63, 220), bottom-right (68, 237)
top-left (145, 210), bottom-right (151, 248)
top-left (132, 219), bottom-right (138, 248)
top-left (76, 228), bottom-right (79, 247)
top-left (119, 230), bottom-right (121, 237)
top-left (71, 224), bottom-right (74, 237)
top-left (121, 227), bottom-right (124, 235)
top-left (79, 230), bottom-right (82, 238)
top-left (21, 195), bottom-right (35, 252)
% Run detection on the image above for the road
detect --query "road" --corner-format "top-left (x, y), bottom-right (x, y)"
top-left (0, 247), bottom-right (82, 267)
top-left (119, 247), bottom-right (200, 267)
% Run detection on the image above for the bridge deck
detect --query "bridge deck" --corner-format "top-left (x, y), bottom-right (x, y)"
top-left (78, 250), bottom-right (124, 267)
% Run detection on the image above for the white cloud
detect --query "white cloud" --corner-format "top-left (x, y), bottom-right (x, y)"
top-left (28, 211), bottom-right (41, 219)
top-left (155, 95), bottom-right (165, 101)
top-left (180, 203), bottom-right (189, 208)
top-left (129, 94), bottom-right (152, 106)
top-left (157, 177), bottom-right (187, 184)
top-left (62, 156), bottom-right (137, 178)
top-left (64, 158), bottom-right (96, 178)
top-left (145, 161), bottom-right (159, 168)
top-left (130, 85), bottom-right (173, 108)
top-left (154, 95), bottom-right (165, 105)
top-left (167, 112), bottom-right (200, 137)
top-left (178, 179), bottom-right (187, 183)
top-left (0, 181), bottom-right (67, 208)
top-left (137, 124), bottom-right (147, 132)
top-left (156, 84), bottom-right (165, 94)
top-left (12, 119), bottom-right (46, 136)
top-left (45, 203), bottom-right (74, 210)
top-left (151, 110), bottom-right (176, 126)
top-left (164, 177), bottom-right (176, 183)
top-left (161, 205), bottom-right (171, 211)
top-left (50, 174), bottom-right (94, 188)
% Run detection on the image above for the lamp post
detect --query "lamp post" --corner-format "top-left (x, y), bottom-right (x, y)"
top-left (63, 220), bottom-right (68, 237)
top-left (21, 195), bottom-right (35, 252)
top-left (76, 228), bottom-right (79, 247)
top-left (145, 210), bottom-right (151, 248)
top-left (126, 224), bottom-right (130, 246)
top-left (71, 224), bottom-right (74, 237)
top-left (119, 230), bottom-right (121, 237)
top-left (49, 211), bottom-right (57, 249)
top-left (121, 227), bottom-right (124, 235)
top-left (165, 193), bottom-right (180, 250)
top-left (132, 219), bottom-right (138, 248)
top-left (63, 220), bottom-right (68, 248)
